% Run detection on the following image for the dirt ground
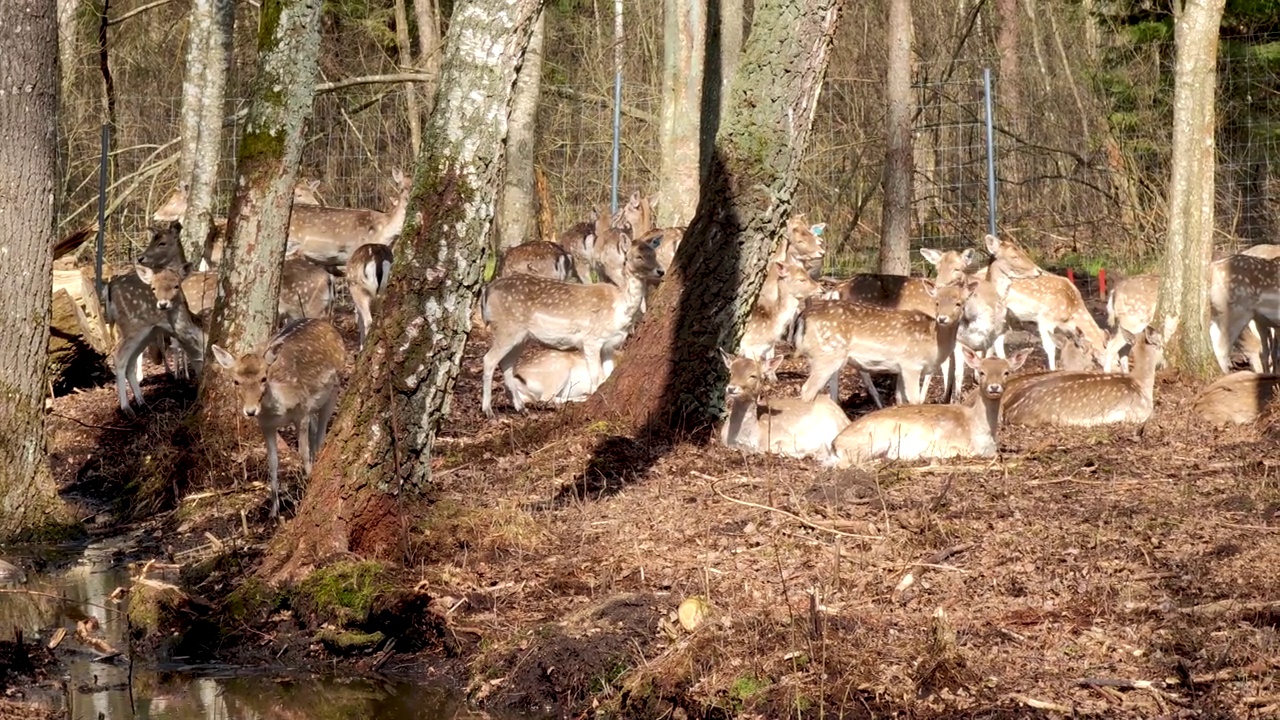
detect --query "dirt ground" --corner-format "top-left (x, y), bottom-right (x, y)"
top-left (39, 298), bottom-right (1280, 719)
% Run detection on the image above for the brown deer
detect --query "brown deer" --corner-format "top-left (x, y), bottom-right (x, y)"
top-left (151, 179), bottom-right (323, 223)
top-left (496, 241), bottom-right (579, 282)
top-left (739, 260), bottom-right (823, 361)
top-left (480, 236), bottom-right (663, 417)
top-left (277, 256), bottom-right (335, 325)
top-left (105, 266), bottom-right (207, 415)
top-left (1194, 370), bottom-right (1280, 425)
top-left (828, 247), bottom-right (974, 314)
top-left (793, 281), bottom-right (970, 407)
top-left (719, 351), bottom-right (851, 460)
top-left (211, 318), bottom-right (347, 518)
top-left (345, 243), bottom-right (394, 350)
top-left (1242, 243), bottom-right (1280, 260)
top-left (282, 169), bottom-right (414, 268)
top-left (510, 344), bottom-right (616, 406)
top-left (1208, 253), bottom-right (1280, 374)
top-left (1001, 328), bottom-right (1164, 427)
top-left (828, 348), bottom-right (1031, 468)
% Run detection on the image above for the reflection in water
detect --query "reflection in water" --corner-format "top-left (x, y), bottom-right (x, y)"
top-left (0, 542), bottom-right (486, 720)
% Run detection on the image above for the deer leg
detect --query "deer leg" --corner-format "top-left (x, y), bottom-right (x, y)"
top-left (500, 343), bottom-right (528, 414)
top-left (582, 341), bottom-right (606, 393)
top-left (482, 332), bottom-right (522, 417)
top-left (264, 426), bottom-right (281, 518)
top-left (116, 329), bottom-right (156, 415)
top-left (1243, 319), bottom-right (1266, 372)
top-left (313, 386), bottom-right (340, 459)
top-left (1209, 316), bottom-right (1234, 374)
top-left (353, 289), bottom-right (372, 350)
top-left (1038, 323), bottom-right (1058, 371)
top-left (862, 371), bottom-right (887, 409)
top-left (1103, 329), bottom-right (1128, 373)
top-left (297, 414), bottom-right (313, 475)
top-left (800, 356), bottom-right (844, 403)
top-left (950, 344), bottom-right (966, 404)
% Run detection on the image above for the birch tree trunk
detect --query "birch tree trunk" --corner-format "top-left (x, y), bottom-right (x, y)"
top-left (0, 0), bottom-right (73, 540)
top-left (414, 0), bottom-right (445, 116)
top-left (263, 0), bottom-right (545, 580)
top-left (1154, 0), bottom-right (1224, 378)
top-left (718, 0), bottom-right (743, 121)
top-left (195, 0), bottom-right (323, 443)
top-left (879, 0), bottom-right (913, 276)
top-left (496, 7), bottom-right (545, 248)
top-left (656, 0), bottom-right (706, 228)
top-left (179, 0), bottom-right (234, 263)
top-left (580, 0), bottom-right (842, 435)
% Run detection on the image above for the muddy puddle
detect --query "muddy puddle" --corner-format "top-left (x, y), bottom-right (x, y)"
top-left (0, 539), bottom-right (494, 720)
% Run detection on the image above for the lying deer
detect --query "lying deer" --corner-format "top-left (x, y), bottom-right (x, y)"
top-left (1001, 328), bottom-right (1164, 427)
top-left (828, 348), bottom-right (1031, 468)
top-left (496, 241), bottom-right (579, 282)
top-left (510, 344), bottom-right (617, 406)
top-left (719, 351), bottom-right (850, 460)
top-left (480, 236), bottom-right (664, 417)
top-left (794, 281), bottom-right (969, 407)
top-left (105, 265), bottom-right (206, 414)
top-left (345, 243), bottom-right (394, 350)
top-left (827, 247), bottom-right (973, 314)
top-left (739, 260), bottom-right (823, 361)
top-left (1194, 370), bottom-right (1280, 425)
top-left (211, 318), bottom-right (347, 518)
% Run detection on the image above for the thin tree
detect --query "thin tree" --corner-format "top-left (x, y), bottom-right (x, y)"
top-left (178, 0), bottom-right (235, 262)
top-left (0, 0), bottom-right (73, 540)
top-left (579, 0), bottom-right (843, 434)
top-left (497, 7), bottom-right (546, 248)
top-left (656, 0), bottom-right (707, 228)
top-left (879, 0), bottom-right (914, 276)
top-left (195, 0), bottom-right (324, 442)
top-left (263, 0), bottom-right (546, 580)
top-left (414, 0), bottom-right (445, 115)
top-left (1153, 0), bottom-right (1225, 378)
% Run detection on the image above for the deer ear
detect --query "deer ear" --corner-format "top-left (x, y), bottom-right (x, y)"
top-left (1009, 348), bottom-right (1033, 371)
top-left (775, 261), bottom-right (789, 277)
top-left (167, 219), bottom-right (183, 233)
top-left (923, 279), bottom-right (937, 298)
top-left (962, 346), bottom-right (983, 369)
top-left (263, 344), bottom-right (283, 366)
top-left (211, 344), bottom-right (236, 369)
top-left (960, 248), bottom-right (977, 265)
top-left (984, 234), bottom-right (1001, 253)
top-left (920, 248), bottom-right (942, 265)
top-left (719, 348), bottom-right (734, 369)
top-left (134, 264), bottom-right (154, 284)
top-left (647, 193), bottom-right (660, 210)
top-left (765, 353), bottom-right (785, 373)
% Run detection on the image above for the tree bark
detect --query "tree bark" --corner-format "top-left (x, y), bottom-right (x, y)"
top-left (496, 7), bottom-right (545, 249)
top-left (195, 0), bottom-right (323, 446)
top-left (996, 0), bottom-right (1020, 128)
top-left (394, 0), bottom-right (422, 155)
top-left (879, 0), bottom-right (913, 276)
top-left (413, 0), bottom-right (444, 116)
top-left (179, 0), bottom-right (234, 263)
top-left (263, 0), bottom-right (545, 581)
top-left (57, 0), bottom-right (80, 100)
top-left (0, 0), bottom-right (72, 540)
top-left (656, 0), bottom-right (706, 228)
top-left (579, 0), bottom-right (842, 436)
top-left (717, 0), bottom-right (743, 122)
top-left (1154, 0), bottom-right (1225, 379)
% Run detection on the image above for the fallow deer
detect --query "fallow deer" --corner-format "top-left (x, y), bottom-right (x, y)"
top-left (142, 265), bottom-right (218, 318)
top-left (510, 344), bottom-right (616, 406)
top-left (480, 236), bottom-right (664, 417)
top-left (828, 247), bottom-right (973, 314)
top-left (278, 256), bottom-right (335, 326)
top-left (1001, 328), bottom-right (1164, 427)
top-left (211, 318), bottom-right (347, 518)
top-left (996, 249), bottom-right (1108, 371)
top-left (739, 260), bottom-right (823, 361)
top-left (104, 266), bottom-right (206, 415)
top-left (1208, 253), bottom-right (1280, 374)
top-left (828, 348), bottom-right (1031, 468)
top-left (1194, 370), bottom-right (1280, 425)
top-left (345, 243), bottom-right (394, 350)
top-left (1242, 243), bottom-right (1280, 260)
top-left (283, 168), bottom-right (414, 268)
top-left (151, 179), bottom-right (323, 223)
top-left (719, 351), bottom-right (851, 460)
top-left (556, 221), bottom-right (599, 282)
top-left (793, 281), bottom-right (970, 407)
top-left (496, 241), bottom-right (578, 282)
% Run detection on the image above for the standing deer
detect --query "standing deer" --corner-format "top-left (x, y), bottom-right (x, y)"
top-left (496, 241), bottom-right (578, 282)
top-left (151, 179), bottom-right (323, 223)
top-left (277, 256), bottom-right (335, 326)
top-left (345, 243), bottom-right (394, 350)
top-left (828, 348), bottom-right (1031, 468)
top-left (282, 169), bottom-right (414, 268)
top-left (739, 260), bottom-right (823, 361)
top-left (1208, 253), bottom-right (1280, 374)
top-left (480, 236), bottom-right (663, 417)
top-left (719, 351), bottom-right (850, 460)
top-left (828, 247), bottom-right (974, 314)
top-left (211, 319), bottom-right (347, 518)
top-left (995, 247), bottom-right (1108, 371)
top-left (1001, 328), bottom-right (1164, 427)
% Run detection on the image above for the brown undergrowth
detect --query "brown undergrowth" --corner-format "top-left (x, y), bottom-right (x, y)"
top-left (43, 310), bottom-right (1280, 718)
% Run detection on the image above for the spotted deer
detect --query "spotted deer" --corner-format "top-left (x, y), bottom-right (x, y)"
top-left (151, 179), bottom-right (323, 223)
top-left (793, 281), bottom-right (970, 407)
top-left (211, 319), bottom-right (347, 518)
top-left (1194, 370), bottom-right (1280, 425)
top-left (1242, 243), bottom-right (1280, 260)
top-left (345, 243), bottom-right (393, 350)
top-left (510, 344), bottom-right (617, 406)
top-left (141, 265), bottom-right (218, 318)
top-left (739, 260), bottom-right (823, 362)
top-left (555, 222), bottom-right (599, 282)
top-left (1208, 254), bottom-right (1280, 374)
top-left (277, 256), bottom-right (335, 325)
top-left (282, 169), bottom-right (414, 268)
top-left (496, 241), bottom-right (578, 282)
top-left (995, 246), bottom-right (1108, 371)
top-left (480, 236), bottom-right (664, 417)
top-left (828, 247), bottom-right (974, 314)
top-left (828, 348), bottom-right (1031, 468)
top-left (1001, 328), bottom-right (1164, 427)
top-left (104, 266), bottom-right (207, 415)
top-left (719, 351), bottom-right (851, 460)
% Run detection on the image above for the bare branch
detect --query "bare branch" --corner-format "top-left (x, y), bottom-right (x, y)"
top-left (546, 85), bottom-right (657, 125)
top-left (107, 0), bottom-right (174, 26)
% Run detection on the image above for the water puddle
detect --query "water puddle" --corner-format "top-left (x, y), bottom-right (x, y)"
top-left (0, 539), bottom-right (493, 719)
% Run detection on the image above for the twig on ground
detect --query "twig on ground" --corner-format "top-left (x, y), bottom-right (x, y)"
top-left (895, 543), bottom-right (976, 593)
top-left (1177, 599), bottom-right (1280, 618)
top-left (49, 411), bottom-right (135, 432)
top-left (1076, 677), bottom-right (1165, 690)
top-left (695, 471), bottom-right (882, 541)
top-left (1011, 695), bottom-right (1073, 713)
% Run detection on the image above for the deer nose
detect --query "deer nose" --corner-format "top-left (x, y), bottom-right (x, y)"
top-left (243, 407), bottom-right (258, 418)
top-left (156, 299), bottom-right (170, 309)
top-left (986, 383), bottom-right (1003, 395)
top-left (725, 385), bottom-right (741, 398)
top-left (937, 316), bottom-right (953, 326)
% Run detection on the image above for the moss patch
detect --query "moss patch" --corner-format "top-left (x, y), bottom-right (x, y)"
top-left (293, 560), bottom-right (393, 627)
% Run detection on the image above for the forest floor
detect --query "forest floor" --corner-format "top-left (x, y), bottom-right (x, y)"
top-left (20, 298), bottom-right (1280, 719)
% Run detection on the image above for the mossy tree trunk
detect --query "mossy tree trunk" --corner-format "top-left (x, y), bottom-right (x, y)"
top-left (263, 0), bottom-right (545, 581)
top-left (178, 0), bottom-right (235, 262)
top-left (1154, 0), bottom-right (1224, 379)
top-left (879, 0), bottom-right (913, 276)
top-left (579, 0), bottom-right (843, 436)
top-left (656, 0), bottom-right (706, 228)
top-left (195, 0), bottom-right (323, 447)
top-left (0, 0), bottom-right (73, 540)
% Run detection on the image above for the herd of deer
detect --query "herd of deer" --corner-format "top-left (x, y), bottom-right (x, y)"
top-left (481, 200), bottom-right (1280, 470)
top-left (93, 174), bottom-right (1280, 515)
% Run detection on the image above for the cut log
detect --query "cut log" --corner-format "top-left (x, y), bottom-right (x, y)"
top-left (49, 288), bottom-right (108, 390)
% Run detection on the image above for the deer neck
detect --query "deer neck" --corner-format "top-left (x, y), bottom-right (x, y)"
top-left (376, 191), bottom-right (411, 244)
top-left (970, 389), bottom-right (1001, 441)
top-left (617, 269), bottom-right (650, 323)
top-left (723, 394), bottom-right (759, 448)
top-left (934, 317), bottom-right (961, 365)
top-left (1132, 344), bottom-right (1160, 402)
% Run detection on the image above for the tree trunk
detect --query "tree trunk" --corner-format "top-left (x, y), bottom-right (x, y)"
top-left (57, 0), bottom-right (80, 99)
top-left (717, 0), bottom-right (743, 122)
top-left (579, 0), bottom-right (842, 436)
top-left (656, 0), bottom-right (706, 228)
top-left (496, 7), bottom-right (545, 249)
top-left (1154, 0), bottom-right (1225, 379)
top-left (996, 0), bottom-right (1020, 129)
top-left (0, 0), bottom-right (72, 540)
top-left (879, 0), bottom-right (913, 276)
top-left (394, 0), bottom-right (422, 155)
top-left (263, 0), bottom-right (546, 581)
top-left (194, 0), bottom-right (323, 447)
top-left (180, 0), bottom-right (234, 263)
top-left (413, 0), bottom-right (444, 116)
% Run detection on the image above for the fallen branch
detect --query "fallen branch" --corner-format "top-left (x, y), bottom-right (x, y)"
top-left (1177, 599), bottom-right (1280, 619)
top-left (1076, 677), bottom-right (1165, 691)
top-left (696, 471), bottom-right (882, 541)
top-left (895, 543), bottom-right (975, 593)
top-left (1011, 695), bottom-right (1073, 714)
top-left (107, 0), bottom-right (173, 26)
